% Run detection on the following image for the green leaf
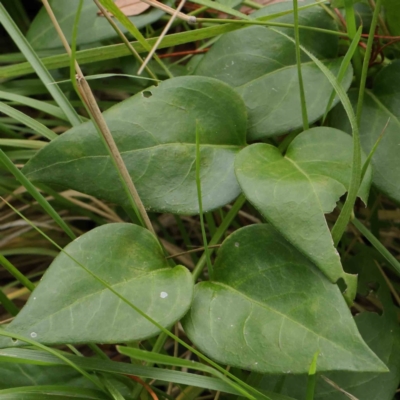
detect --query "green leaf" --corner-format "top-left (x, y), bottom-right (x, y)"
top-left (0, 223), bottom-right (193, 347)
top-left (236, 59), bottom-right (352, 140)
top-left (234, 127), bottom-right (371, 297)
top-left (0, 363), bottom-right (90, 390)
top-left (192, 1), bottom-right (351, 139)
top-left (383, 0), bottom-right (400, 35)
top-left (22, 76), bottom-right (247, 215)
top-left (182, 224), bottom-right (387, 374)
top-left (330, 60), bottom-right (400, 205)
top-left (26, 0), bottom-right (169, 50)
top-left (258, 249), bottom-right (400, 400)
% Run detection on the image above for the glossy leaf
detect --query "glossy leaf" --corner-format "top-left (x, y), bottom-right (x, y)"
top-left (26, 0), bottom-right (168, 50)
top-left (259, 250), bottom-right (400, 400)
top-left (331, 60), bottom-right (400, 205)
top-left (22, 76), bottom-right (247, 215)
top-left (0, 223), bottom-right (193, 347)
top-left (182, 224), bottom-right (387, 374)
top-left (235, 127), bottom-right (371, 297)
top-left (192, 1), bottom-right (352, 139)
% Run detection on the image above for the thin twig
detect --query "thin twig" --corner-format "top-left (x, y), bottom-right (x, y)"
top-left (374, 260), bottom-right (400, 306)
top-left (138, 0), bottom-right (188, 75)
top-left (93, 0), bottom-right (158, 80)
top-left (321, 376), bottom-right (359, 400)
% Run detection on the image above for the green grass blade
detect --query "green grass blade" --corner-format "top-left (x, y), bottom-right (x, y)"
top-left (0, 21), bottom-right (346, 80)
top-left (305, 352), bottom-right (319, 400)
top-left (190, 0), bottom-right (250, 19)
top-left (0, 4), bottom-right (81, 127)
top-left (0, 348), bottom-right (251, 396)
top-left (117, 346), bottom-right (259, 400)
top-left (361, 117), bottom-right (389, 182)
top-left (192, 194), bottom-right (246, 280)
top-left (356, 0), bottom-right (382, 126)
top-left (0, 151), bottom-right (76, 240)
top-left (0, 254), bottom-right (35, 291)
top-left (0, 287), bottom-right (19, 316)
top-left (195, 122), bottom-right (213, 279)
top-left (351, 217), bottom-right (400, 276)
top-left (0, 91), bottom-right (67, 121)
top-left (97, 0), bottom-right (173, 78)
top-left (322, 26), bottom-right (362, 124)
top-left (343, 0), bottom-right (362, 83)
top-left (0, 331), bottom-right (105, 393)
top-left (293, 0), bottom-right (309, 131)
top-left (0, 102), bottom-right (57, 141)
top-left (0, 139), bottom-right (47, 149)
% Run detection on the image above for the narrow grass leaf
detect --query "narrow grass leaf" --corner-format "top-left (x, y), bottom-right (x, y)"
top-left (195, 122), bottom-right (213, 279)
top-left (0, 151), bottom-right (76, 240)
top-left (322, 26), bottom-right (362, 123)
top-left (0, 91), bottom-right (67, 121)
top-left (0, 287), bottom-right (19, 316)
top-left (0, 254), bottom-right (35, 291)
top-left (0, 4), bottom-right (81, 127)
top-left (0, 331), bottom-right (104, 392)
top-left (0, 102), bottom-right (57, 141)
top-left (305, 352), bottom-right (319, 400)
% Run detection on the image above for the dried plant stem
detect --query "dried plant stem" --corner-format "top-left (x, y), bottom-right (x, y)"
top-left (93, 0), bottom-right (158, 80)
top-left (40, 0), bottom-right (155, 235)
top-left (138, 0), bottom-right (187, 75)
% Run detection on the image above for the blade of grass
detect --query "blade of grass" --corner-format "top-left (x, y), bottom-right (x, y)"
top-left (0, 254), bottom-right (35, 291)
top-left (1, 199), bottom-right (267, 400)
top-left (0, 102), bottom-right (57, 141)
top-left (361, 117), bottom-right (389, 181)
top-left (117, 346), bottom-right (256, 399)
top-left (0, 287), bottom-right (19, 316)
top-left (0, 4), bottom-right (81, 127)
top-left (356, 0), bottom-right (382, 126)
top-left (0, 386), bottom-right (108, 400)
top-left (0, 348), bottom-right (251, 396)
top-left (138, 0), bottom-right (187, 75)
top-left (0, 150), bottom-right (76, 240)
top-left (0, 22), bottom-right (346, 80)
top-left (93, 0), bottom-right (158, 81)
top-left (0, 139), bottom-right (47, 149)
top-left (0, 91), bottom-right (67, 121)
top-left (305, 352), bottom-right (319, 400)
top-left (192, 194), bottom-right (246, 280)
top-left (343, 0), bottom-right (363, 84)
top-left (0, 331), bottom-right (105, 392)
top-left (351, 217), bottom-right (400, 276)
top-left (195, 122), bottom-right (213, 279)
top-left (322, 26), bottom-right (362, 124)
top-left (293, 0), bottom-right (309, 131)
top-left (97, 0), bottom-right (174, 78)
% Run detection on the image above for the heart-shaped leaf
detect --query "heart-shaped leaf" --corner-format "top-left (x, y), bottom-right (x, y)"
top-left (182, 224), bottom-right (387, 374)
top-left (192, 1), bottom-right (352, 139)
top-left (330, 60), bottom-right (400, 205)
top-left (22, 76), bottom-right (247, 215)
top-left (0, 223), bottom-right (193, 348)
top-left (234, 127), bottom-right (371, 296)
top-left (259, 249), bottom-right (400, 400)
top-left (26, 0), bottom-right (169, 50)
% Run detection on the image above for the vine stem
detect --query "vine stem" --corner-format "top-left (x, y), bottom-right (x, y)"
top-left (40, 0), bottom-right (155, 235)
